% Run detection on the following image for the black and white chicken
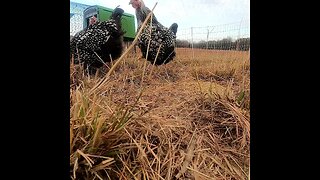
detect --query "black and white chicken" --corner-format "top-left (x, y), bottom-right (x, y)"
top-left (70, 7), bottom-right (125, 74)
top-left (129, 0), bottom-right (178, 65)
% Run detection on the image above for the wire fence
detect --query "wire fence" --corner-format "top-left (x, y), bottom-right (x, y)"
top-left (176, 21), bottom-right (250, 51)
top-left (70, 2), bottom-right (90, 36)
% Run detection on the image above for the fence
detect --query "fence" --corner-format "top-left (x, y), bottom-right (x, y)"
top-left (176, 21), bottom-right (250, 51)
top-left (70, 2), bottom-right (90, 36)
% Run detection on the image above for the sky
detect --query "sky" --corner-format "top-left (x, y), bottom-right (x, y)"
top-left (70, 0), bottom-right (250, 41)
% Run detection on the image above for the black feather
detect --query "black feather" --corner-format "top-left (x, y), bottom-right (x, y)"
top-left (70, 7), bottom-right (125, 74)
top-left (135, 5), bottom-right (178, 65)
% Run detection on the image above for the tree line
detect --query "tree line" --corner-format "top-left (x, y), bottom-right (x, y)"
top-left (176, 37), bottom-right (250, 51)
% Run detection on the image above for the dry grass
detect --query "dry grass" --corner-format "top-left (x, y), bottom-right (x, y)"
top-left (70, 47), bottom-right (250, 180)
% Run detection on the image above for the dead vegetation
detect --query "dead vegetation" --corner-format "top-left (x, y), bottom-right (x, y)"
top-left (70, 47), bottom-right (250, 180)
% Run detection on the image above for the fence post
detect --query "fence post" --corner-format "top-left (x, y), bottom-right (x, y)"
top-left (191, 27), bottom-right (194, 59)
top-left (206, 27), bottom-right (209, 49)
top-left (237, 18), bottom-right (243, 51)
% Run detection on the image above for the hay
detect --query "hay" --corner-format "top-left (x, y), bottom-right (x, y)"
top-left (70, 45), bottom-right (250, 179)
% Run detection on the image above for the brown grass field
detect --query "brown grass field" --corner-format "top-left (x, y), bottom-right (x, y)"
top-left (70, 47), bottom-right (250, 180)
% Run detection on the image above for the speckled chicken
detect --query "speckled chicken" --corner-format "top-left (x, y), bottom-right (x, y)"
top-left (129, 0), bottom-right (178, 65)
top-left (70, 7), bottom-right (125, 74)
